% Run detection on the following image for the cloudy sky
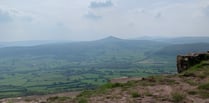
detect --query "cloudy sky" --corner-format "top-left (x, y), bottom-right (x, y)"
top-left (0, 0), bottom-right (209, 41)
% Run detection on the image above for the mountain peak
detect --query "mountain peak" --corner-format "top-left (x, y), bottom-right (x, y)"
top-left (100, 36), bottom-right (122, 41)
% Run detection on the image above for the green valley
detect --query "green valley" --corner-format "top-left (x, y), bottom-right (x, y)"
top-left (0, 36), bottom-right (208, 98)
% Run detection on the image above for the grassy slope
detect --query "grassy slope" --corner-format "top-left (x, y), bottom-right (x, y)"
top-left (69, 60), bottom-right (209, 103)
top-left (0, 39), bottom-right (175, 98)
top-left (2, 61), bottom-right (209, 103)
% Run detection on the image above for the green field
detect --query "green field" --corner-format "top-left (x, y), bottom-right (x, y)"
top-left (0, 37), bottom-right (207, 98)
top-left (0, 55), bottom-right (176, 98)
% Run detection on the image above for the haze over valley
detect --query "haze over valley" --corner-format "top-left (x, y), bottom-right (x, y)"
top-left (0, 36), bottom-right (208, 98)
top-left (0, 0), bottom-right (209, 102)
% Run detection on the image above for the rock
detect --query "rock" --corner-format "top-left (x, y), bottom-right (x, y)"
top-left (177, 51), bottom-right (209, 73)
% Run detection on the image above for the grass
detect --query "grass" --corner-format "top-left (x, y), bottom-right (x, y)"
top-left (184, 79), bottom-right (198, 86)
top-left (198, 90), bottom-right (209, 98)
top-left (181, 61), bottom-right (209, 78)
top-left (78, 98), bottom-right (88, 103)
top-left (180, 61), bottom-right (209, 99)
top-left (131, 92), bottom-right (141, 98)
top-left (73, 60), bottom-right (209, 102)
top-left (171, 92), bottom-right (186, 103)
top-left (144, 91), bottom-right (152, 96)
top-left (198, 83), bottom-right (209, 98)
top-left (198, 83), bottom-right (209, 90)
top-left (139, 75), bottom-right (177, 86)
top-left (187, 91), bottom-right (197, 95)
top-left (46, 96), bottom-right (71, 102)
top-left (77, 82), bottom-right (130, 98)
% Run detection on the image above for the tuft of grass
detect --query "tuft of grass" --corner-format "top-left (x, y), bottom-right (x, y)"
top-left (197, 83), bottom-right (209, 98)
top-left (131, 92), bottom-right (141, 98)
top-left (142, 76), bottom-right (177, 86)
top-left (181, 72), bottom-right (196, 77)
top-left (7, 101), bottom-right (13, 103)
top-left (144, 91), bottom-right (152, 96)
top-left (78, 98), bottom-right (88, 103)
top-left (198, 83), bottom-right (209, 90)
top-left (24, 98), bottom-right (33, 102)
top-left (99, 83), bottom-right (124, 89)
top-left (184, 79), bottom-right (198, 86)
top-left (187, 91), bottom-right (197, 95)
top-left (77, 82), bottom-right (130, 100)
top-left (47, 96), bottom-right (71, 102)
top-left (181, 61), bottom-right (209, 77)
top-left (77, 90), bottom-right (94, 98)
top-left (198, 90), bottom-right (209, 98)
top-left (171, 92), bottom-right (186, 103)
top-left (47, 96), bottom-right (59, 102)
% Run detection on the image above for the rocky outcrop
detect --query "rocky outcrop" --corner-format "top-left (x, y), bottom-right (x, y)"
top-left (177, 51), bottom-right (209, 73)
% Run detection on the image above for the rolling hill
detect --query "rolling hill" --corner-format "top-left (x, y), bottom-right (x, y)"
top-left (0, 36), bottom-right (167, 58)
top-left (0, 36), bottom-right (208, 98)
top-left (0, 36), bottom-right (173, 98)
top-left (155, 43), bottom-right (209, 56)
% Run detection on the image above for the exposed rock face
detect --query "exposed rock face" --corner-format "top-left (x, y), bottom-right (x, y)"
top-left (177, 51), bottom-right (209, 73)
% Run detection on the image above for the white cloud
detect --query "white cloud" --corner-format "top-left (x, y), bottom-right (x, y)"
top-left (0, 0), bottom-right (208, 41)
top-left (0, 7), bottom-right (33, 23)
top-left (89, 0), bottom-right (113, 9)
top-left (84, 11), bottom-right (102, 20)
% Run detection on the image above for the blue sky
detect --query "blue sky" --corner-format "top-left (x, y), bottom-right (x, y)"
top-left (0, 0), bottom-right (209, 41)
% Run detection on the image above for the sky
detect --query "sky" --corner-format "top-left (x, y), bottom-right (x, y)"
top-left (0, 0), bottom-right (209, 41)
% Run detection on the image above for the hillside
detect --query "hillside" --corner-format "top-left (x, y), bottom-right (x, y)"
top-left (165, 37), bottom-right (209, 44)
top-left (0, 37), bottom-right (209, 99)
top-left (0, 36), bottom-right (166, 57)
top-left (71, 61), bottom-right (209, 103)
top-left (136, 36), bottom-right (209, 44)
top-left (1, 60), bottom-right (209, 103)
top-left (154, 43), bottom-right (209, 56)
top-left (0, 36), bottom-right (174, 98)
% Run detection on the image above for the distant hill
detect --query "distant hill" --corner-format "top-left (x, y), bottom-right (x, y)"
top-left (0, 36), bottom-right (168, 58)
top-left (1, 36), bottom-right (209, 48)
top-left (0, 36), bottom-right (175, 98)
top-left (155, 43), bottom-right (209, 56)
top-left (136, 36), bottom-right (209, 44)
top-left (1, 36), bottom-right (208, 99)
top-left (97, 36), bottom-right (123, 42)
top-left (166, 37), bottom-right (209, 44)
top-left (0, 40), bottom-right (71, 48)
